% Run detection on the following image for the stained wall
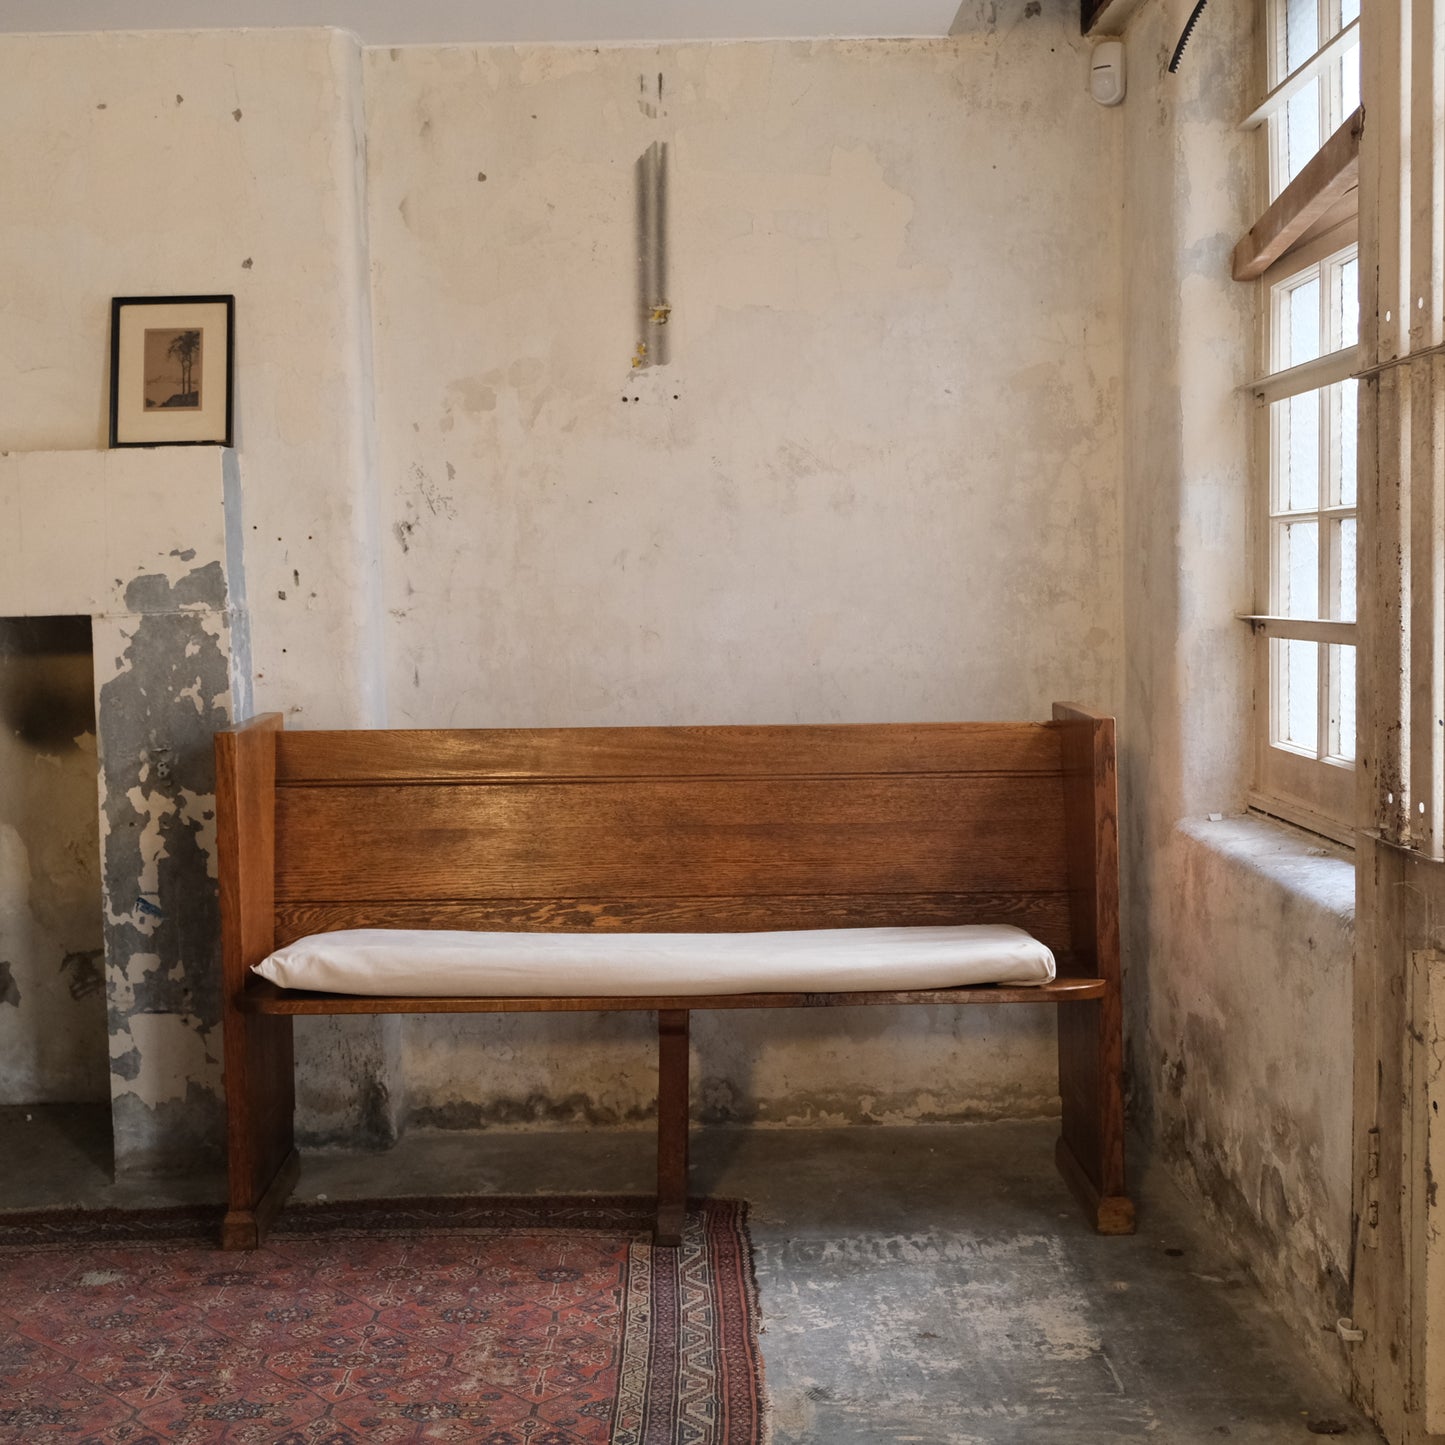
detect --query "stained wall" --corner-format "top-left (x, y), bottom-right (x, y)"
top-left (1119, 0), bottom-right (1357, 1386)
top-left (0, 449), bottom-right (250, 1172)
top-left (0, 617), bottom-right (106, 1105)
top-left (0, 14), bottom-right (1127, 1157)
top-left (363, 26), bottom-right (1126, 1129)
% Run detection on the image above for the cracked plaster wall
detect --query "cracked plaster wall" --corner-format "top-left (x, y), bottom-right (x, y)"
top-left (1120, 0), bottom-right (1356, 1388)
top-left (0, 449), bottom-right (249, 1172)
top-left (365, 19), bottom-right (1125, 1133)
top-left (0, 15), bottom-right (1130, 1159)
top-left (0, 29), bottom-right (391, 1162)
top-left (0, 28), bottom-right (385, 732)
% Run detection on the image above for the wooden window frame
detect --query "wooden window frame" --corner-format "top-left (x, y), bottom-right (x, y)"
top-left (1241, 0), bottom-right (1362, 845)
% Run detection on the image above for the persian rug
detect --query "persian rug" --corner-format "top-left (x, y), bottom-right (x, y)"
top-left (0, 1196), bottom-right (767, 1445)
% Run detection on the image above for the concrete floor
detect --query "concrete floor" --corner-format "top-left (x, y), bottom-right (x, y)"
top-left (2, 1106), bottom-right (1382, 1444)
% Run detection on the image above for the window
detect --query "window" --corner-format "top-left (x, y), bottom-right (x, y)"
top-left (1267, 0), bottom-right (1360, 195)
top-left (1243, 0), bottom-right (1362, 842)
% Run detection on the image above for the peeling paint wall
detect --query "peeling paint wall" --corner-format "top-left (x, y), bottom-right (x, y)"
top-left (366, 30), bottom-right (1122, 732)
top-left (95, 571), bottom-right (235, 1171)
top-left (365, 22), bottom-right (1125, 1133)
top-left (0, 17), bottom-right (1129, 1158)
top-left (0, 28), bottom-right (384, 732)
top-left (1120, 0), bottom-right (1356, 1388)
top-left (0, 617), bottom-right (107, 1104)
top-left (0, 450), bottom-right (246, 1172)
top-left (0, 27), bottom-right (390, 1164)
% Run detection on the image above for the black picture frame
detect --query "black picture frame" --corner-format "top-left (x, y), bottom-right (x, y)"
top-left (109, 294), bottom-right (235, 448)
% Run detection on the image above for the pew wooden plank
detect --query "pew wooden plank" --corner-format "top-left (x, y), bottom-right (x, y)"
top-left (274, 722), bottom-right (1067, 783)
top-left (274, 891), bottom-right (1074, 952)
top-left (239, 976), bottom-right (1109, 1014)
top-left (273, 775), bottom-right (1069, 901)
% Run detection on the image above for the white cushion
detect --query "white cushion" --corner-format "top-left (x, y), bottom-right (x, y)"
top-left (253, 924), bottom-right (1056, 997)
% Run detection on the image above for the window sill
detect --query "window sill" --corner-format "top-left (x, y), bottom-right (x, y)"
top-left (1175, 812), bottom-right (1355, 922)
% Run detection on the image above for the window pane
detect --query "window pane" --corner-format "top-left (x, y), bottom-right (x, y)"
top-left (1336, 256), bottom-right (1359, 350)
top-left (1280, 520), bottom-right (1320, 618)
top-left (1278, 638), bottom-right (1320, 752)
top-left (1334, 517), bottom-right (1357, 622)
top-left (1341, 40), bottom-right (1361, 117)
top-left (1285, 274), bottom-right (1322, 368)
top-left (1341, 0), bottom-right (1360, 25)
top-left (1338, 379), bottom-right (1357, 505)
top-left (1285, 79), bottom-right (1322, 186)
top-left (1331, 643), bottom-right (1357, 761)
top-left (1285, 0), bottom-right (1319, 73)
top-left (1281, 390), bottom-right (1322, 510)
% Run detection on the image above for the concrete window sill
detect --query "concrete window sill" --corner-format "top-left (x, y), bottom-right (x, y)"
top-left (1174, 812), bottom-right (1355, 923)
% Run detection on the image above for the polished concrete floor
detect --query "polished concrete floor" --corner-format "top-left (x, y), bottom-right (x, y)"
top-left (2, 1106), bottom-right (1382, 1444)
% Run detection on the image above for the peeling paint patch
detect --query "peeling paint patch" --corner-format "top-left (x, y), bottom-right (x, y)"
top-left (96, 566), bottom-right (234, 1167)
top-left (124, 563), bottom-right (226, 616)
top-left (116, 1011), bottom-right (220, 1108)
top-left (112, 1087), bottom-right (223, 1172)
top-left (0, 962), bottom-right (19, 1007)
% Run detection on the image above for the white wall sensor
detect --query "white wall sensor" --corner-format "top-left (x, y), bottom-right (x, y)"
top-left (1090, 40), bottom-right (1126, 106)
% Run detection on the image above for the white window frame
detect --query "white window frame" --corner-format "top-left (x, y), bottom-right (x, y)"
top-left (1244, 0), bottom-right (1361, 845)
top-left (1248, 226), bottom-right (1359, 841)
top-left (1261, 0), bottom-right (1360, 198)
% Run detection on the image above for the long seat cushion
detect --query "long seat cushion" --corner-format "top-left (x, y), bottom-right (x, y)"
top-left (253, 924), bottom-right (1056, 998)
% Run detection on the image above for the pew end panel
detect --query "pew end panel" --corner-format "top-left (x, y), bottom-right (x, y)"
top-left (216, 712), bottom-right (297, 1250)
top-left (1052, 701), bottom-right (1132, 1235)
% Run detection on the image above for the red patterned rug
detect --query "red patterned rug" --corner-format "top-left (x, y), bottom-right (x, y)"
top-left (0, 1196), bottom-right (767, 1444)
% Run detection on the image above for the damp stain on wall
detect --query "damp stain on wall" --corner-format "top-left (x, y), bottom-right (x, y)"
top-left (0, 615), bottom-right (107, 1104)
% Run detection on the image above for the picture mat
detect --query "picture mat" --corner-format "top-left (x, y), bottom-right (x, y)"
top-left (114, 300), bottom-right (230, 444)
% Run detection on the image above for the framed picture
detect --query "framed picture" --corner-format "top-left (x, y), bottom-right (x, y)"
top-left (109, 295), bottom-right (234, 448)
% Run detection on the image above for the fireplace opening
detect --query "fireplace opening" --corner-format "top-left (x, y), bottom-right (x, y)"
top-left (0, 615), bottom-right (111, 1177)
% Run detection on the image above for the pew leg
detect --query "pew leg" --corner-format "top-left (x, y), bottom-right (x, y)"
top-left (1055, 996), bottom-right (1135, 1234)
top-left (221, 1010), bottom-right (298, 1250)
top-left (656, 1009), bottom-right (690, 1247)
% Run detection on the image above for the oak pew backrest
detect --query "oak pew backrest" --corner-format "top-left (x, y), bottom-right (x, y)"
top-left (259, 723), bottom-right (1076, 961)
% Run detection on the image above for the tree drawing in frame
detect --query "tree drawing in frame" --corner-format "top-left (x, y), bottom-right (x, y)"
top-left (143, 327), bottom-right (203, 410)
top-left (109, 294), bottom-right (234, 447)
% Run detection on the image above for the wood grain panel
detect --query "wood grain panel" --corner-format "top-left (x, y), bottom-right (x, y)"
top-left (215, 713), bottom-right (297, 1242)
top-left (1232, 109), bottom-right (1362, 281)
top-left (274, 775), bottom-right (1069, 901)
top-left (215, 705), bottom-right (1129, 1238)
top-left (1052, 702), bottom-right (1129, 1228)
top-left (274, 891), bottom-right (1074, 952)
top-left (275, 721), bottom-right (1063, 784)
top-left (239, 975), bottom-right (1107, 1015)
top-left (656, 1010), bottom-right (689, 1245)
